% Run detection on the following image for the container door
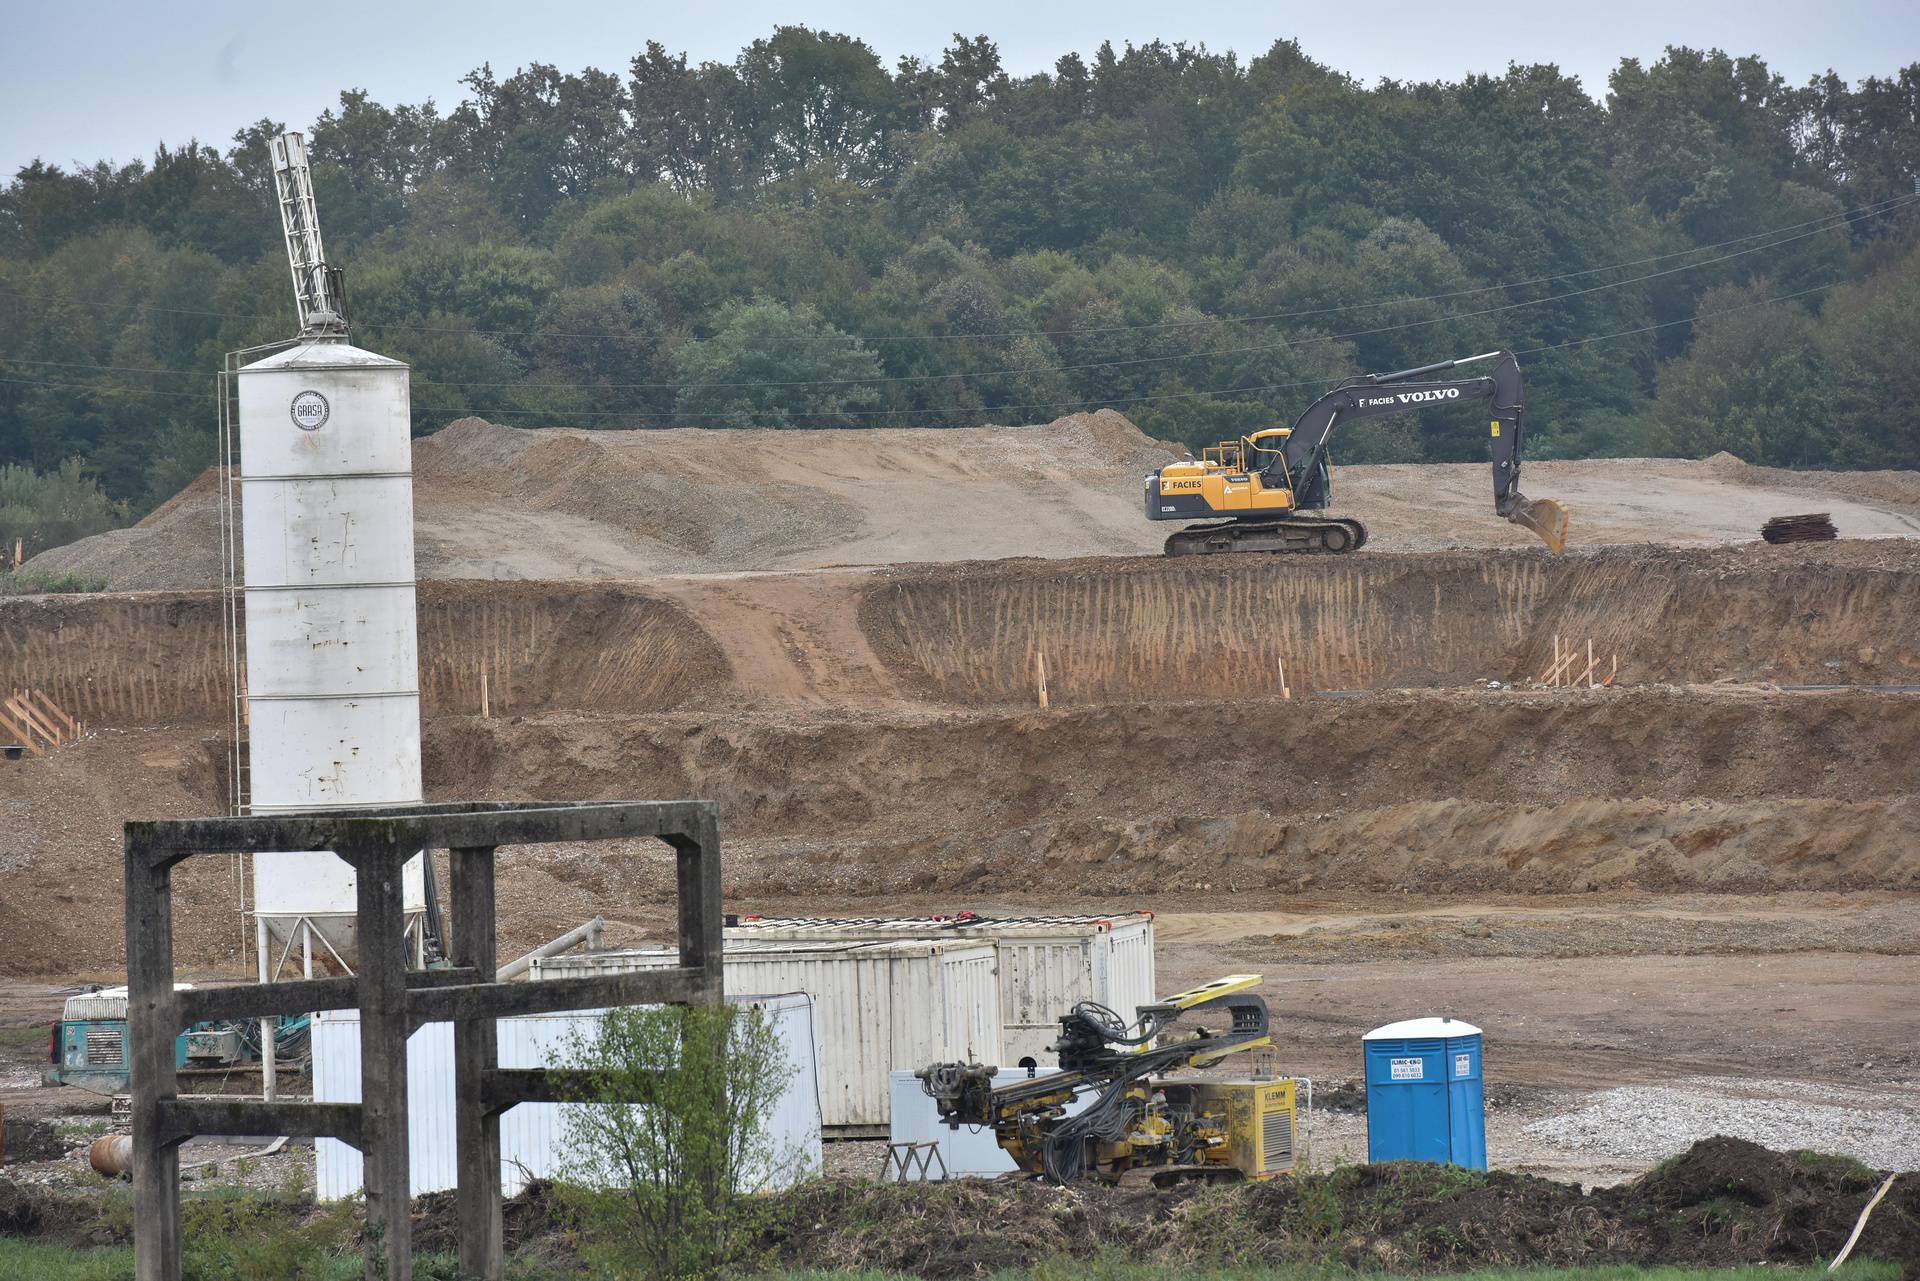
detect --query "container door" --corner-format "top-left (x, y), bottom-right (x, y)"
top-left (1365, 1038), bottom-right (1449, 1164)
top-left (1445, 1035), bottom-right (1486, 1171)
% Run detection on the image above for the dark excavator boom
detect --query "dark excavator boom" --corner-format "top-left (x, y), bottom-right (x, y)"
top-left (1272, 350), bottom-right (1567, 552)
top-left (1149, 349), bottom-right (1569, 555)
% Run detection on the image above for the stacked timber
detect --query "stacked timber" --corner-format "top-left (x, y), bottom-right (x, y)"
top-left (1761, 513), bottom-right (1838, 544)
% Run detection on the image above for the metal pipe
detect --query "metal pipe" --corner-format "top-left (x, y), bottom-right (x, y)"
top-left (497, 917), bottom-right (607, 982)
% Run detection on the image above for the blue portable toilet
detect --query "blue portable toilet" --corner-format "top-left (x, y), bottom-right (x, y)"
top-left (1363, 1016), bottom-right (1485, 1169)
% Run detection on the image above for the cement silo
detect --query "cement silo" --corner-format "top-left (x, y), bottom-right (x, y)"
top-left (237, 132), bottom-right (425, 975)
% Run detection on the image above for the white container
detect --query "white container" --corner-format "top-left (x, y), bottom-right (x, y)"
top-left (237, 339), bottom-right (424, 962)
top-left (311, 993), bottom-right (823, 1200)
top-left (536, 941), bottom-right (1002, 1133)
top-left (727, 914), bottom-right (1156, 1067)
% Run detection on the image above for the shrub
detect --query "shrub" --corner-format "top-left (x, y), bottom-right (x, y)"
top-left (555, 1002), bottom-right (805, 1280)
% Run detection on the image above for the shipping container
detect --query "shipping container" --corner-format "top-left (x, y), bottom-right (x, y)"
top-left (726, 914), bottom-right (1156, 1066)
top-left (311, 992), bottom-right (822, 1200)
top-left (536, 940), bottom-right (1002, 1133)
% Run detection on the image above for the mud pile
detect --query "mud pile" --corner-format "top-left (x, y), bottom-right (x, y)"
top-left (6, 1138), bottom-right (1911, 1274)
top-left (26, 416), bottom-right (1920, 590)
top-left (767, 1137), bottom-right (1917, 1275)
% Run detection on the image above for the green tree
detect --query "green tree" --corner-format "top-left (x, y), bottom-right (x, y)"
top-left (557, 1002), bottom-right (803, 1281)
top-left (0, 459), bottom-right (125, 561)
top-left (670, 299), bottom-right (882, 426)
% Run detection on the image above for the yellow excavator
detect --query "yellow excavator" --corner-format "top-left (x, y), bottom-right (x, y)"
top-left (1146, 350), bottom-right (1570, 555)
top-left (917, 975), bottom-right (1296, 1186)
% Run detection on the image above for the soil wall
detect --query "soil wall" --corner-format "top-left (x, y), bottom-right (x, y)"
top-left (861, 545), bottom-right (1920, 703)
top-left (0, 583), bottom-right (728, 726)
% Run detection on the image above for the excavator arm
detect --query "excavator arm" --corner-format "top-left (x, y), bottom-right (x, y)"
top-left (1273, 350), bottom-right (1568, 552)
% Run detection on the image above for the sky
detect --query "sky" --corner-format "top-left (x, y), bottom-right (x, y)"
top-left (3, 0), bottom-right (1917, 178)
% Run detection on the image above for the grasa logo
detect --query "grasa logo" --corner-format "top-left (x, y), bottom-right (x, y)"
top-left (290, 390), bottom-right (331, 432)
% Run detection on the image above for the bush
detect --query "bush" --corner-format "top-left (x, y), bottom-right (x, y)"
top-left (0, 460), bottom-right (126, 562)
top-left (555, 1002), bottom-right (806, 1280)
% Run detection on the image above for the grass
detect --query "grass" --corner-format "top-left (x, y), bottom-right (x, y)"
top-left (0, 570), bottom-right (108, 594)
top-left (0, 1239), bottom-right (1899, 1281)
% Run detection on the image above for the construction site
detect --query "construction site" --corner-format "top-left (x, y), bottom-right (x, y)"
top-left (3, 110), bottom-right (1920, 1278)
top-left (3, 393), bottom-right (1920, 1264)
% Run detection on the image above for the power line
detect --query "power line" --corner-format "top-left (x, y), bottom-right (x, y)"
top-left (2, 197), bottom-right (1883, 399)
top-left (0, 374), bottom-right (206, 399)
top-left (0, 275), bottom-right (1842, 423)
top-left (399, 277), bottom-right (1853, 424)
top-left (0, 189), bottom-right (1910, 353)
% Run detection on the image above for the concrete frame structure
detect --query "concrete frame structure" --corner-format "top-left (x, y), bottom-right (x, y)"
top-left (124, 801), bottom-right (724, 1281)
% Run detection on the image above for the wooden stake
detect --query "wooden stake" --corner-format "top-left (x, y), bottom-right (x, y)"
top-left (479, 668), bottom-right (490, 719)
top-left (1278, 654), bottom-right (1291, 700)
top-left (1586, 639), bottom-right (1595, 690)
top-left (11, 538), bottom-right (20, 570)
top-left (1036, 648), bottom-right (1050, 710)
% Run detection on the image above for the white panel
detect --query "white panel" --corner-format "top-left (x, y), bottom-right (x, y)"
top-left (251, 850), bottom-right (359, 918)
top-left (239, 478), bottom-right (416, 588)
top-left (242, 585), bottom-right (419, 696)
top-left (888, 1068), bottom-right (1094, 1178)
top-left (313, 996), bottom-right (822, 1200)
top-left (247, 696), bottom-right (422, 811)
top-left (721, 916), bottom-right (1156, 1071)
top-left (535, 944), bottom-right (1002, 1131)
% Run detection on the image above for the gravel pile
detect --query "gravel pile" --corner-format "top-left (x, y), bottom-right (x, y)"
top-left (1524, 1075), bottom-right (1920, 1171)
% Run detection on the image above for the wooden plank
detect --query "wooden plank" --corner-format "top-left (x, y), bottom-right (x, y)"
top-left (0, 703), bottom-right (44, 755)
top-left (5, 695), bottom-right (59, 747)
top-left (27, 689), bottom-right (79, 739)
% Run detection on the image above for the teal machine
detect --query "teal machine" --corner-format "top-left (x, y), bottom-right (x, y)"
top-left (44, 985), bottom-right (310, 1093)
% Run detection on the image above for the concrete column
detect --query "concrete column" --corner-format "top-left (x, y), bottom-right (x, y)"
top-left (128, 854), bottom-right (183, 1281)
top-left (350, 838), bottom-right (413, 1281)
top-left (450, 845), bottom-right (502, 1281)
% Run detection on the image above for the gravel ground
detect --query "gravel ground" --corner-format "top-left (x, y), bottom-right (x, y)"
top-left (1523, 1075), bottom-right (1920, 1172)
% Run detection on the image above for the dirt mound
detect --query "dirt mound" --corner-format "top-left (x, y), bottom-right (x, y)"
top-left (759, 1138), bottom-right (1917, 1275)
top-left (26, 414), bottom-right (1920, 590)
top-left (22, 465), bottom-right (226, 591)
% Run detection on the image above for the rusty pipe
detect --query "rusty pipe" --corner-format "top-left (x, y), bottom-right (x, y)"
top-left (89, 1134), bottom-right (134, 1178)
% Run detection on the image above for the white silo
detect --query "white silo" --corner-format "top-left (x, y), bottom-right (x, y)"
top-left (238, 341), bottom-right (426, 968)
top-left (236, 132), bottom-right (426, 977)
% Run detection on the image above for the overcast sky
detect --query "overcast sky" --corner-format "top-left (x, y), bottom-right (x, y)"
top-left (4, 0), bottom-right (1916, 178)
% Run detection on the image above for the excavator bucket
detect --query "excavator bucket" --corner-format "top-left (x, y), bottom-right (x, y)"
top-left (1507, 495), bottom-right (1570, 554)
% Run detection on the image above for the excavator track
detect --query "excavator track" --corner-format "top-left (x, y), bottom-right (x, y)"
top-left (1163, 516), bottom-right (1369, 557)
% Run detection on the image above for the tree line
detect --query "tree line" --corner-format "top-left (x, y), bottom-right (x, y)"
top-left (1, 29), bottom-right (1917, 537)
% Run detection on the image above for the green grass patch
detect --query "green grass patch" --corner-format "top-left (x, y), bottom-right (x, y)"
top-left (0, 570), bottom-right (108, 594)
top-left (0, 1242), bottom-right (1900, 1281)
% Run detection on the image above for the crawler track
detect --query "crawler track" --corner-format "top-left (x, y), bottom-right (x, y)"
top-left (1163, 517), bottom-right (1369, 556)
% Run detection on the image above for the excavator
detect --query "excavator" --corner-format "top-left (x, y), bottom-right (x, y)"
top-left (1146, 349), bottom-right (1569, 556)
top-left (917, 975), bottom-right (1296, 1186)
